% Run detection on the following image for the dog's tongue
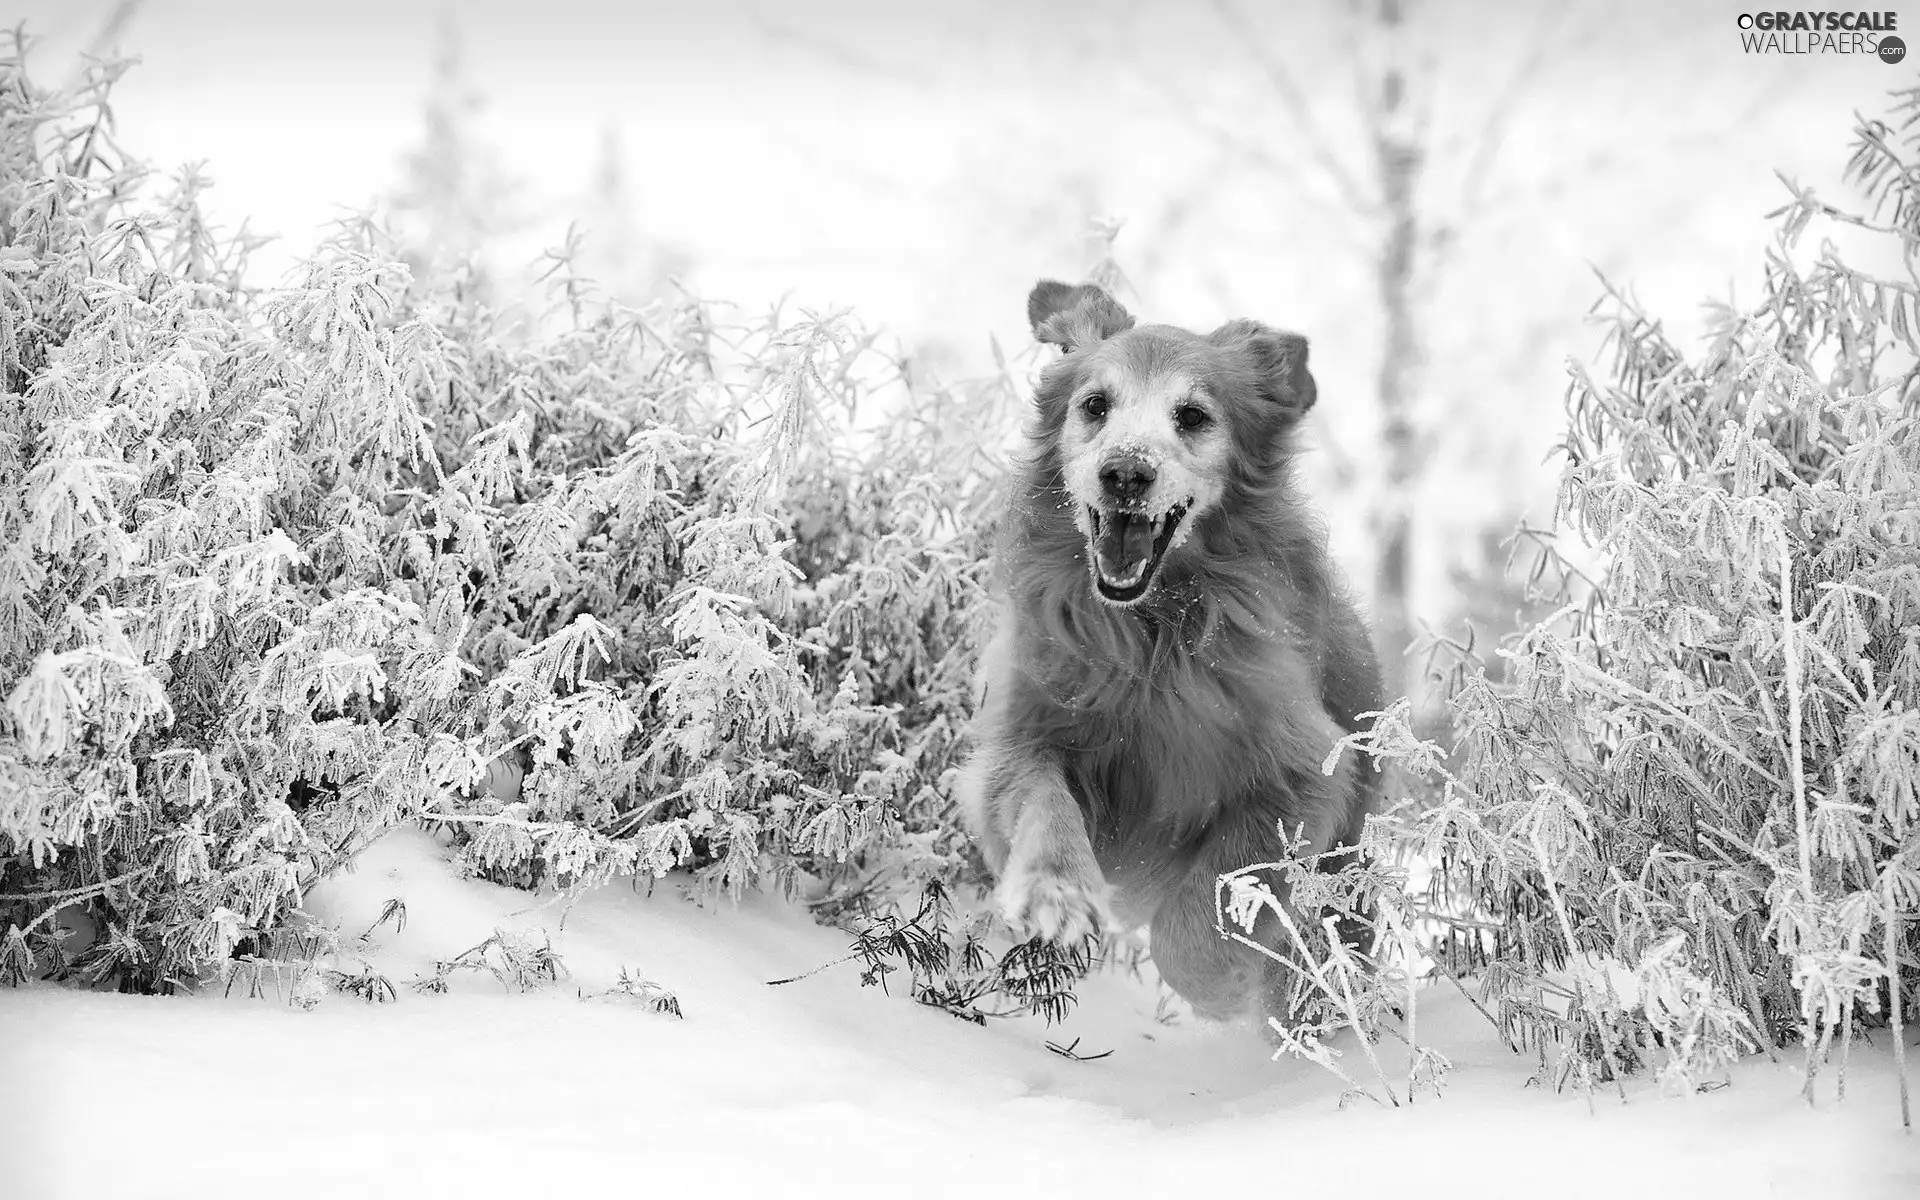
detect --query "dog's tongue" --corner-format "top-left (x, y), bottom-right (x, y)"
top-left (1096, 513), bottom-right (1155, 583)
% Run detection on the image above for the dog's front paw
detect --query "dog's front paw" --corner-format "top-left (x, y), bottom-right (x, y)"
top-left (997, 868), bottom-right (1115, 945)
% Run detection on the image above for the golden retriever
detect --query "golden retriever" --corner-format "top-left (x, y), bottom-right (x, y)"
top-left (957, 280), bottom-right (1383, 1024)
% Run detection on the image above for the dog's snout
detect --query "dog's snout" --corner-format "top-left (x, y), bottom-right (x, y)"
top-left (1099, 456), bottom-right (1157, 503)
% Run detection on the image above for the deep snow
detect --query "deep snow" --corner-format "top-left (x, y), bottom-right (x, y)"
top-left (4, 828), bottom-right (1914, 1199)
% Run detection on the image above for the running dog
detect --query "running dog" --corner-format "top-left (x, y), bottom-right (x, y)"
top-left (957, 280), bottom-right (1383, 1023)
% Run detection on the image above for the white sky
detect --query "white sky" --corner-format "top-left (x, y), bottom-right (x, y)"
top-left (17, 0), bottom-right (1895, 335)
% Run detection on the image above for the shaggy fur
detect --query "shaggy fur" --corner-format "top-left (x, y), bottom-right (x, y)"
top-left (956, 280), bottom-right (1383, 1024)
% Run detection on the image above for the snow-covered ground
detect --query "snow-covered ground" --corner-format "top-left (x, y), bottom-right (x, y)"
top-left (4, 828), bottom-right (1913, 1199)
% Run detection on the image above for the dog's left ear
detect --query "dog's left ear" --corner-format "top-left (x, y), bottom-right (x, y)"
top-left (1028, 279), bottom-right (1135, 353)
top-left (1208, 319), bottom-right (1316, 421)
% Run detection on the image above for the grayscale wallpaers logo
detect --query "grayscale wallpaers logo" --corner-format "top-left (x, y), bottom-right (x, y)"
top-left (1737, 10), bottom-right (1904, 59)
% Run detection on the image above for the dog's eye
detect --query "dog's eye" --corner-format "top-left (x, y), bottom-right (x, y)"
top-left (1081, 393), bottom-right (1109, 420)
top-left (1175, 405), bottom-right (1211, 431)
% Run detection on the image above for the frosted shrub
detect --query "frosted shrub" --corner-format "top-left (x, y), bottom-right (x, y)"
top-left (0, 39), bottom-right (1019, 998)
top-left (1239, 85), bottom-right (1917, 1121)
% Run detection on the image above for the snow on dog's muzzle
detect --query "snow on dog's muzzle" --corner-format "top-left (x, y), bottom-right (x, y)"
top-left (1087, 504), bottom-right (1187, 605)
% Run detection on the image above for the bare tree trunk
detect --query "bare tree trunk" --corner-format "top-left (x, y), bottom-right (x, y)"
top-left (1368, 0), bottom-right (1423, 704)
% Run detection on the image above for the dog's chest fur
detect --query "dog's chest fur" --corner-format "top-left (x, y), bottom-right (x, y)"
top-left (1016, 613), bottom-right (1322, 889)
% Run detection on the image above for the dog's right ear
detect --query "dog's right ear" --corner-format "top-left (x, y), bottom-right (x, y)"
top-left (1027, 280), bottom-right (1135, 353)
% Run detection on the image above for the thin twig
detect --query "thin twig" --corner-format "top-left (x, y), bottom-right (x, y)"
top-left (1780, 529), bottom-right (1816, 902)
top-left (1892, 908), bottom-right (1913, 1132)
top-left (765, 950), bottom-right (863, 987)
top-left (1707, 902), bottom-right (1779, 1065)
top-left (1531, 830), bottom-right (1628, 1104)
top-left (1428, 951), bottom-right (1515, 1051)
top-left (0, 863), bottom-right (158, 906)
top-left (1214, 876), bottom-right (1398, 1106)
top-left (1277, 901), bottom-right (1401, 1107)
top-left (1561, 655), bottom-right (1784, 788)
top-left (1379, 902), bottom-right (1421, 1103)
top-left (1045, 1037), bottom-right (1113, 1062)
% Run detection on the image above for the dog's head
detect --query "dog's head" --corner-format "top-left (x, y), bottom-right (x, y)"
top-left (1025, 279), bottom-right (1317, 608)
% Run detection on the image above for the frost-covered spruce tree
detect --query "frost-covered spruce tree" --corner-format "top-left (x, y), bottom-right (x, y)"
top-left (1295, 84), bottom-right (1918, 1119)
top-left (0, 33), bottom-right (1034, 1004)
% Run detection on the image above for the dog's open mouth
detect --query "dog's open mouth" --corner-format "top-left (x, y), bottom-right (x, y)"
top-left (1087, 504), bottom-right (1187, 604)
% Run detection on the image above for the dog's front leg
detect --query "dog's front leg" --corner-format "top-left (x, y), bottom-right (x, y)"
top-left (997, 764), bottom-right (1116, 943)
top-left (959, 751), bottom-right (1115, 944)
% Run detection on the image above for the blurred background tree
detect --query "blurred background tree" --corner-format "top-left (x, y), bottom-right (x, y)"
top-left (387, 17), bottom-right (526, 297)
top-left (577, 123), bottom-right (693, 304)
top-left (1076, 0), bottom-right (1812, 714)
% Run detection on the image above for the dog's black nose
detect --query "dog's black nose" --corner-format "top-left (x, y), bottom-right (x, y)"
top-left (1100, 456), bottom-right (1156, 503)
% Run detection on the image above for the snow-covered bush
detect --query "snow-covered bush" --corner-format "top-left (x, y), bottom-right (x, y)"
top-left (1237, 85), bottom-right (1918, 1119)
top-left (0, 39), bottom-right (1020, 997)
